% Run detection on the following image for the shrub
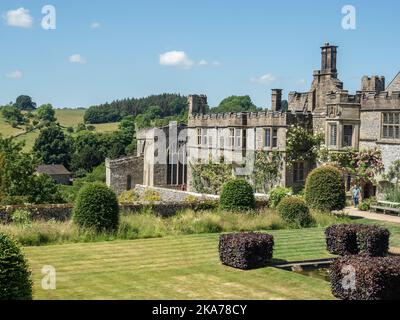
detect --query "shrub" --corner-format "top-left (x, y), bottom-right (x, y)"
top-left (0, 233), bottom-right (32, 300)
top-left (219, 179), bottom-right (255, 211)
top-left (268, 187), bottom-right (292, 208)
top-left (305, 165), bottom-right (346, 212)
top-left (11, 210), bottom-right (32, 227)
top-left (118, 190), bottom-right (140, 204)
top-left (358, 198), bottom-right (373, 211)
top-left (73, 183), bottom-right (119, 232)
top-left (219, 232), bottom-right (274, 270)
top-left (325, 224), bottom-right (390, 257)
top-left (141, 189), bottom-right (161, 202)
top-left (277, 196), bottom-right (313, 228)
top-left (330, 256), bottom-right (400, 300)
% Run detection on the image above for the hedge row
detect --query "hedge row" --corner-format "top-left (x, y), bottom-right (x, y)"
top-left (219, 232), bottom-right (274, 270)
top-left (330, 255), bottom-right (400, 300)
top-left (325, 224), bottom-right (390, 257)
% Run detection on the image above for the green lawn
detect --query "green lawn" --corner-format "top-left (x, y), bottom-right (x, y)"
top-left (1, 109), bottom-right (120, 151)
top-left (24, 228), bottom-right (336, 300)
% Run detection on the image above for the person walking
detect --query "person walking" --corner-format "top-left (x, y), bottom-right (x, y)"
top-left (352, 184), bottom-right (361, 208)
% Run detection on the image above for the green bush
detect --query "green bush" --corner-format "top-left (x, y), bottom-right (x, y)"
top-left (268, 187), bottom-right (292, 208)
top-left (73, 183), bottom-right (119, 232)
top-left (358, 198), bottom-right (374, 211)
top-left (277, 196), bottom-right (313, 228)
top-left (305, 165), bottom-right (346, 212)
top-left (11, 210), bottom-right (32, 227)
top-left (0, 233), bottom-right (32, 300)
top-left (219, 179), bottom-right (255, 211)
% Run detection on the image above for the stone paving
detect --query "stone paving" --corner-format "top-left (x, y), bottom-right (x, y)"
top-left (341, 206), bottom-right (400, 224)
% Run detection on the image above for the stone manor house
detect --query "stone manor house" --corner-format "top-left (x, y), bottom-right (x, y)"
top-left (106, 43), bottom-right (400, 195)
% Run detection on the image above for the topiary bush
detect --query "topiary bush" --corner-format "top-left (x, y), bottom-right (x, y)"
top-left (73, 183), bottom-right (119, 232)
top-left (305, 165), bottom-right (346, 212)
top-left (277, 196), bottom-right (313, 228)
top-left (330, 255), bottom-right (400, 300)
top-left (268, 187), bottom-right (292, 208)
top-left (0, 233), bottom-right (32, 300)
top-left (325, 224), bottom-right (390, 257)
top-left (219, 179), bottom-right (255, 211)
top-left (219, 232), bottom-right (274, 270)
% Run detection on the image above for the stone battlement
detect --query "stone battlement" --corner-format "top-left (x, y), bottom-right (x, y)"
top-left (360, 91), bottom-right (400, 110)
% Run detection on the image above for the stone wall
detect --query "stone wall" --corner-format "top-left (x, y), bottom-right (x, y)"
top-left (0, 204), bottom-right (73, 223)
top-left (106, 156), bottom-right (144, 195)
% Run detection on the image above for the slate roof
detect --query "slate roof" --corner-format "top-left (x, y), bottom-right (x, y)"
top-left (36, 164), bottom-right (71, 175)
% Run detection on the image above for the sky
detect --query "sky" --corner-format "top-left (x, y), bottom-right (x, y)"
top-left (0, 0), bottom-right (399, 109)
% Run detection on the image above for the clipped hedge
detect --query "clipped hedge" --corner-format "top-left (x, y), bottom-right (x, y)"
top-left (325, 224), bottom-right (390, 257)
top-left (73, 183), bottom-right (119, 232)
top-left (305, 166), bottom-right (346, 212)
top-left (330, 255), bottom-right (400, 300)
top-left (277, 196), bottom-right (313, 228)
top-left (219, 179), bottom-right (255, 211)
top-left (219, 232), bottom-right (274, 270)
top-left (0, 233), bottom-right (32, 300)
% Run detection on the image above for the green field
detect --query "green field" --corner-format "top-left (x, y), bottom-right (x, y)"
top-left (0, 108), bottom-right (120, 151)
top-left (25, 228), bottom-right (336, 300)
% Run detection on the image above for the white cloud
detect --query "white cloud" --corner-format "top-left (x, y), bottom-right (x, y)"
top-left (69, 54), bottom-right (87, 64)
top-left (212, 61), bottom-right (221, 67)
top-left (198, 60), bottom-right (209, 66)
top-left (250, 73), bottom-right (278, 85)
top-left (90, 22), bottom-right (101, 29)
top-left (5, 70), bottom-right (23, 79)
top-left (3, 7), bottom-right (33, 28)
top-left (159, 51), bottom-right (194, 69)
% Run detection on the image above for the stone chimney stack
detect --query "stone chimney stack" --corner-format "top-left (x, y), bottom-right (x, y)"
top-left (271, 89), bottom-right (282, 112)
top-left (321, 42), bottom-right (338, 76)
top-left (188, 94), bottom-right (207, 115)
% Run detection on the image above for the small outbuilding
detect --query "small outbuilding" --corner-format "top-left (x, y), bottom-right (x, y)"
top-left (36, 164), bottom-right (72, 185)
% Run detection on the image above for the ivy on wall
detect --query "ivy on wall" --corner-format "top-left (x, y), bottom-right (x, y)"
top-left (251, 151), bottom-right (283, 193)
top-left (286, 125), bottom-right (324, 167)
top-left (190, 160), bottom-right (234, 195)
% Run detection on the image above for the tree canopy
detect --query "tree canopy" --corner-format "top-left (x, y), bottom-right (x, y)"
top-left (210, 95), bottom-right (260, 113)
top-left (15, 95), bottom-right (37, 111)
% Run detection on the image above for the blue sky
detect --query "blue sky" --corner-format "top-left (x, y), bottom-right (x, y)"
top-left (0, 0), bottom-right (399, 109)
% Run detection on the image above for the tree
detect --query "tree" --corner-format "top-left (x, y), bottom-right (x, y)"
top-left (0, 136), bottom-right (37, 199)
top-left (384, 160), bottom-right (400, 186)
top-left (119, 115), bottom-right (136, 138)
top-left (190, 160), bottom-right (234, 194)
top-left (33, 124), bottom-right (72, 168)
top-left (37, 104), bottom-right (57, 123)
top-left (29, 174), bottom-right (64, 204)
top-left (15, 95), bottom-right (37, 110)
top-left (251, 151), bottom-right (283, 193)
top-left (1, 105), bottom-right (26, 125)
top-left (211, 96), bottom-right (259, 113)
top-left (286, 125), bottom-right (324, 167)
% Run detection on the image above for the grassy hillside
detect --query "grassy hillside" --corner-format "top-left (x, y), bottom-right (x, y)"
top-left (25, 228), bottom-right (335, 300)
top-left (0, 108), bottom-right (120, 151)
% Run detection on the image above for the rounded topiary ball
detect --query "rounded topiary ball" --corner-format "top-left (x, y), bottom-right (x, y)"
top-left (73, 183), bottom-right (119, 232)
top-left (277, 196), bottom-right (313, 228)
top-left (305, 165), bottom-right (346, 212)
top-left (219, 179), bottom-right (255, 211)
top-left (0, 233), bottom-right (32, 300)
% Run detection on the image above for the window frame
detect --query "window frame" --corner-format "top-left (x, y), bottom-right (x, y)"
top-left (329, 123), bottom-right (338, 147)
top-left (382, 112), bottom-right (400, 140)
top-left (343, 124), bottom-right (353, 147)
